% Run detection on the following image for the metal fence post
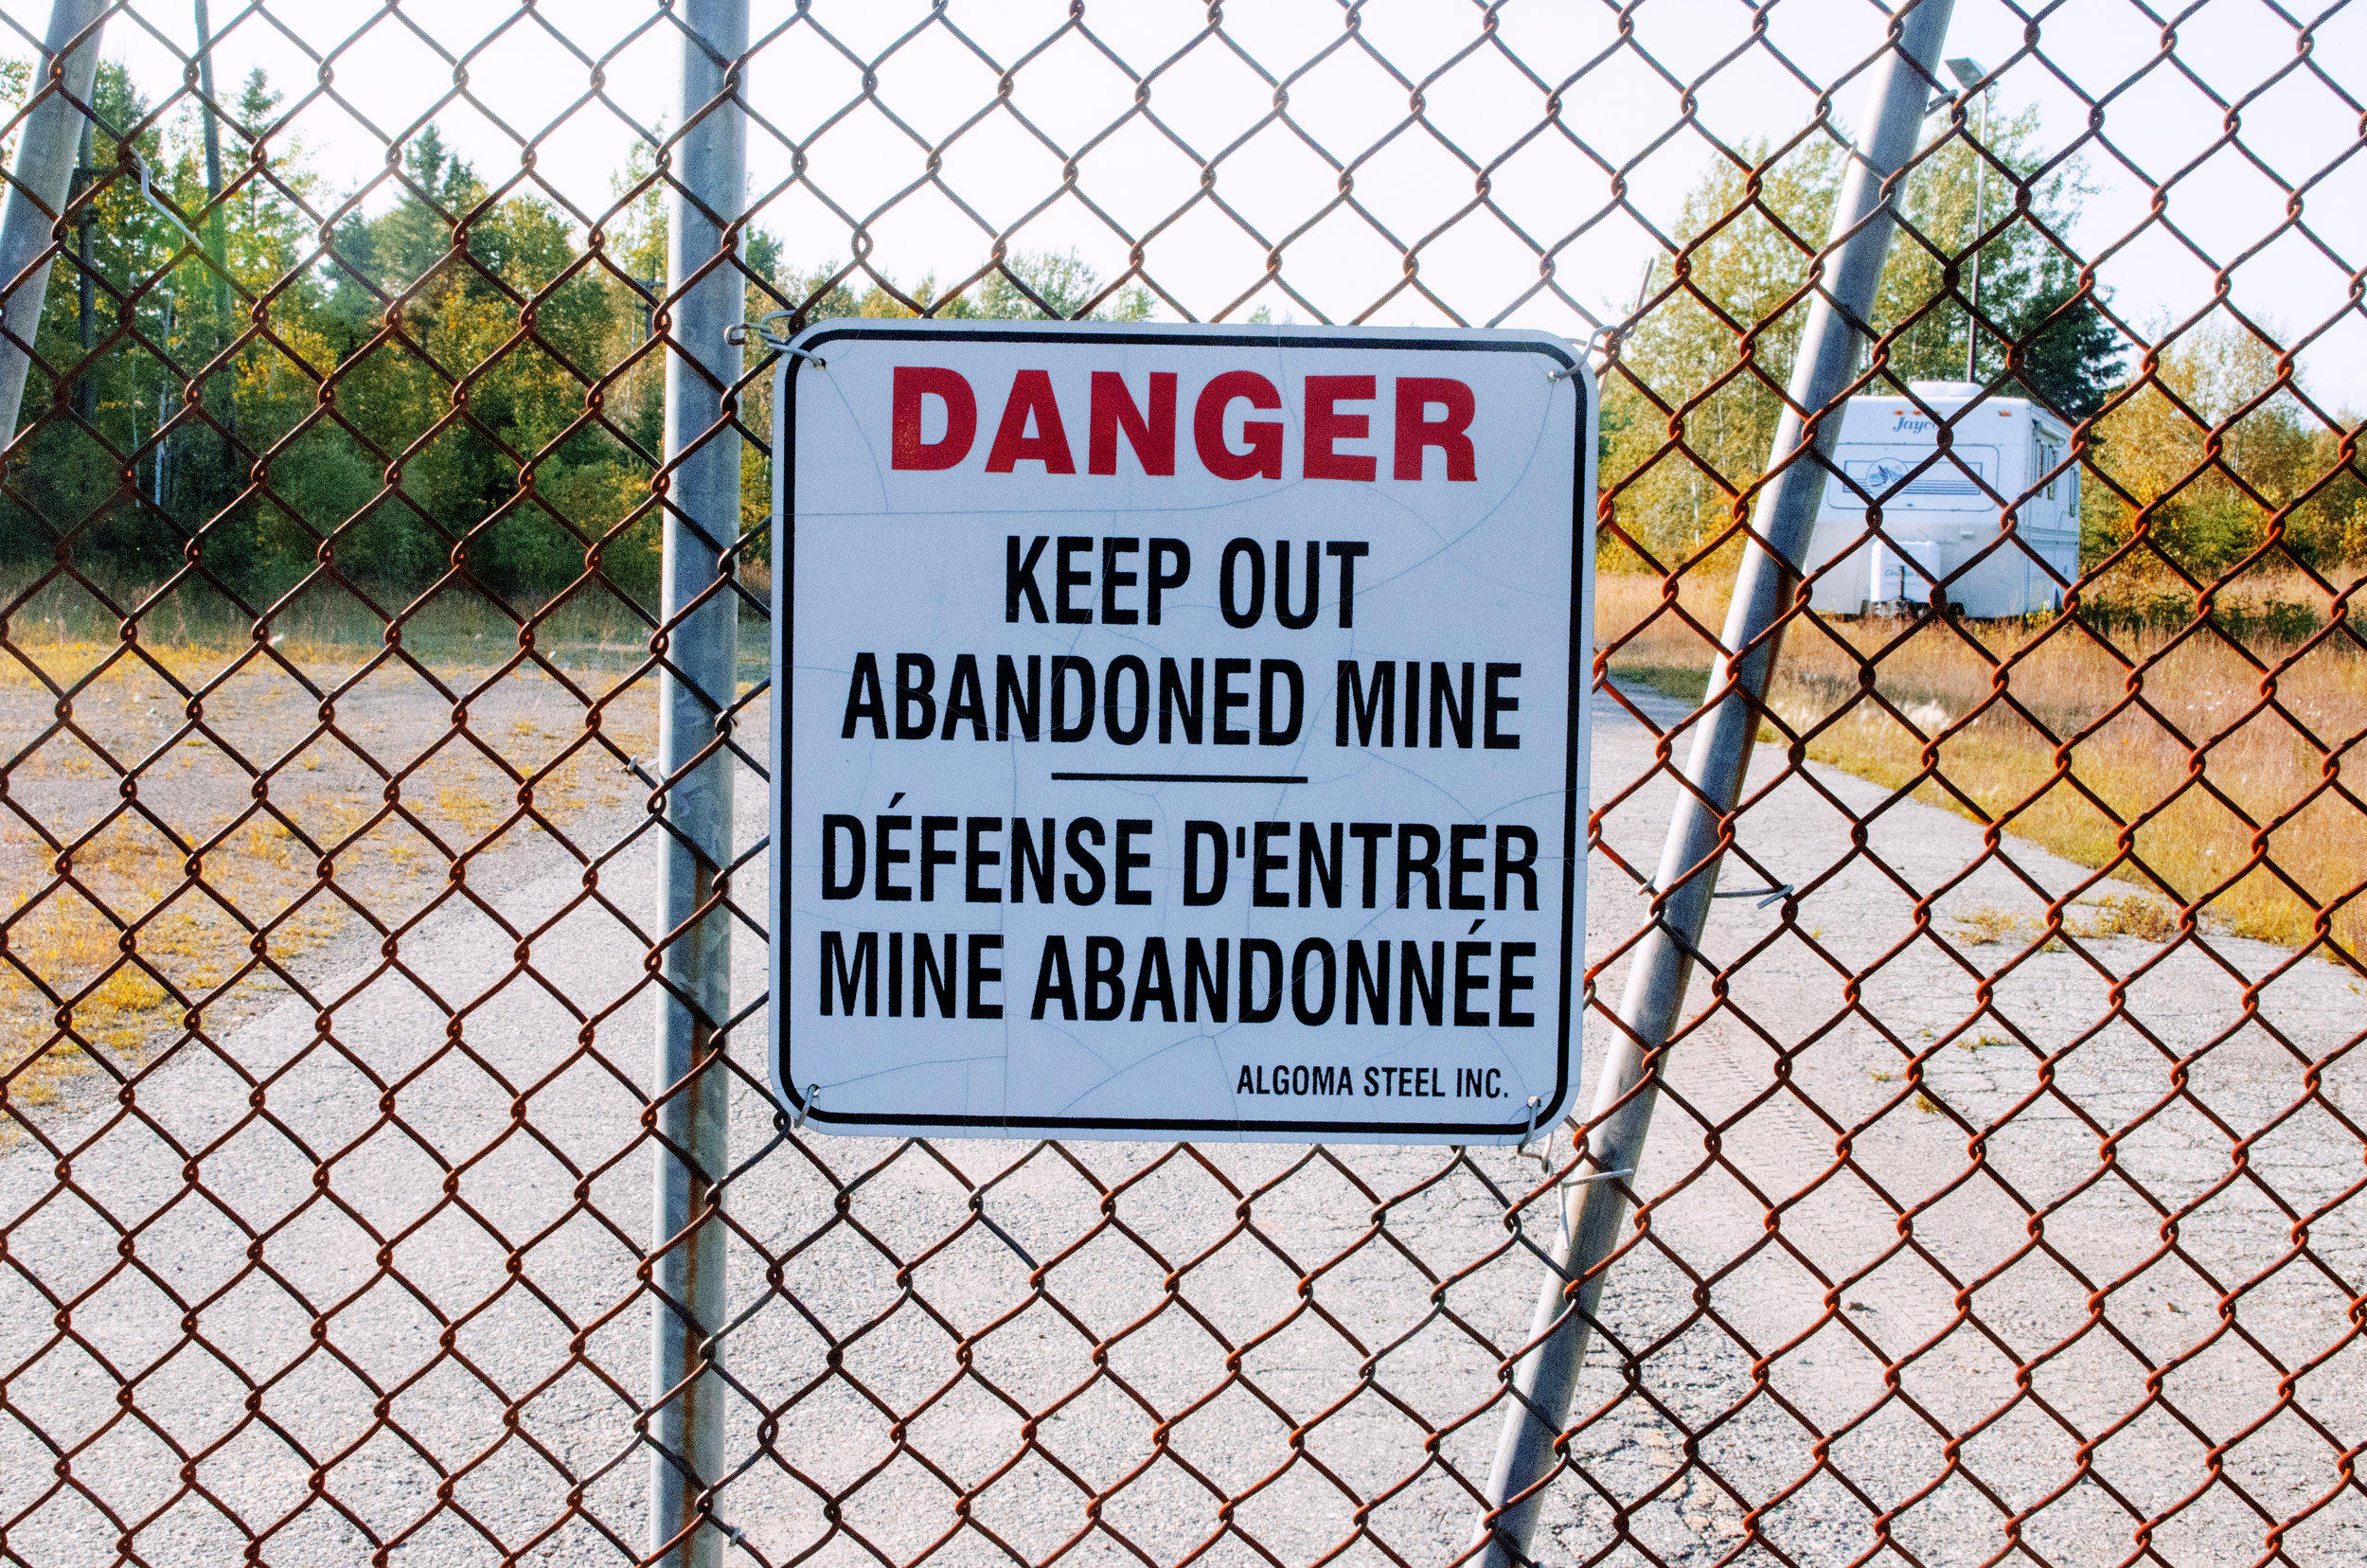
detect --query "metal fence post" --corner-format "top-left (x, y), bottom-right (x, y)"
top-left (0, 0), bottom-right (107, 448)
top-left (1472, 2), bottom-right (1957, 1561)
top-left (649, 2), bottom-right (747, 1565)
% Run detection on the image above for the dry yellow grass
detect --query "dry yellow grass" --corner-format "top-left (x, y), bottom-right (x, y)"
top-left (0, 631), bottom-right (660, 1124)
top-left (1599, 567), bottom-right (2367, 958)
top-left (1948, 894), bottom-right (2177, 949)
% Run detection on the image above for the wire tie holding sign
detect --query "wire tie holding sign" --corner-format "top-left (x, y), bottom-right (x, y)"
top-left (792, 1084), bottom-right (819, 1131)
top-left (1520, 1109), bottom-right (1629, 1186)
top-left (726, 311), bottom-right (825, 365)
top-left (1512, 1092), bottom-right (1635, 1257)
top-left (1519, 1097), bottom-right (1641, 1246)
top-left (1636, 871), bottom-right (1794, 910)
top-left (1549, 1168), bottom-right (1636, 1257)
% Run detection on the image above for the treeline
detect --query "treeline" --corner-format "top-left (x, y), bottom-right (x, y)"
top-left (0, 62), bottom-right (1146, 612)
top-left (9, 61), bottom-right (2354, 614)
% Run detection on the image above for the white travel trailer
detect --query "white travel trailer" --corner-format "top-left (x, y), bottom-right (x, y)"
top-left (1801, 381), bottom-right (2078, 617)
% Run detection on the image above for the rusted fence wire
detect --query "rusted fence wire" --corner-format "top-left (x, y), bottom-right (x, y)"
top-left (1, 2), bottom-right (2362, 1566)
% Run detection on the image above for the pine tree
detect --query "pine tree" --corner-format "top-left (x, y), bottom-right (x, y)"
top-left (2002, 264), bottom-right (2123, 422)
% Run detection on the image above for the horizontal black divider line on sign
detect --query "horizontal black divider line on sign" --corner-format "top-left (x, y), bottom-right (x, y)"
top-left (1050, 772), bottom-right (1310, 784)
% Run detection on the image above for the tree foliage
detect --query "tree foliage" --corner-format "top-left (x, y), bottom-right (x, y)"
top-left (2081, 318), bottom-right (2366, 579)
top-left (0, 63), bottom-right (1149, 611)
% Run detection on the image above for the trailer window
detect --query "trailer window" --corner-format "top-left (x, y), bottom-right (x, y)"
top-left (2034, 431), bottom-right (2063, 499)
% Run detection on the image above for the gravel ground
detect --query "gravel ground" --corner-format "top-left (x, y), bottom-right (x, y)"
top-left (2, 670), bottom-right (2360, 1567)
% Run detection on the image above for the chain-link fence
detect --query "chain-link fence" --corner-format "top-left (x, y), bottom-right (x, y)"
top-left (2, 1), bottom-right (2362, 1564)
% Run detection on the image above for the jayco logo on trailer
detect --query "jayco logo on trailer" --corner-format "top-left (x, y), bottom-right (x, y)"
top-left (770, 321), bottom-right (1593, 1143)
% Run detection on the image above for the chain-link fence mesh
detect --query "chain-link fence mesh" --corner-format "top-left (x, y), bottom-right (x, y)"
top-left (2, 1), bottom-right (2362, 1563)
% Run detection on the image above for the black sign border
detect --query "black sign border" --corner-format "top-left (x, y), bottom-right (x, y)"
top-left (772, 321), bottom-right (1593, 1140)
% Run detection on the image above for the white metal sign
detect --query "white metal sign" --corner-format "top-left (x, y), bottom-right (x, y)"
top-left (770, 321), bottom-right (1593, 1142)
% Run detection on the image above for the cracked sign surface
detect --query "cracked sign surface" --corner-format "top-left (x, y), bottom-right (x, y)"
top-left (772, 322), bottom-right (1593, 1142)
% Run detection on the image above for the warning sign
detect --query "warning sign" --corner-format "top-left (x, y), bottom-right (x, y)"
top-left (770, 322), bottom-right (1593, 1142)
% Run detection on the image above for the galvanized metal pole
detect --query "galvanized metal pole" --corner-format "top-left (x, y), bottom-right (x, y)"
top-left (649, 3), bottom-right (746, 1566)
top-left (0, 0), bottom-right (107, 449)
top-left (1472, 3), bottom-right (1956, 1561)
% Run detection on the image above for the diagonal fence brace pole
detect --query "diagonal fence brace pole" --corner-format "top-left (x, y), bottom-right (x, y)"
top-left (1472, 2), bottom-right (1957, 1560)
top-left (648, 3), bottom-right (747, 1566)
top-left (0, 0), bottom-right (107, 448)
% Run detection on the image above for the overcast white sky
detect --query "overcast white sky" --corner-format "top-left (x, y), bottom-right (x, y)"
top-left (13, 0), bottom-right (2367, 408)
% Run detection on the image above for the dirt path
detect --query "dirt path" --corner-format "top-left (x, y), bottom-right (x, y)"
top-left (1, 675), bottom-right (2358, 1566)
